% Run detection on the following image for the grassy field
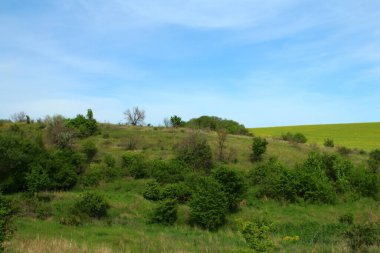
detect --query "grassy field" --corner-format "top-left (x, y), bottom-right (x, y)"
top-left (1, 123), bottom-right (379, 252)
top-left (251, 122), bottom-right (380, 151)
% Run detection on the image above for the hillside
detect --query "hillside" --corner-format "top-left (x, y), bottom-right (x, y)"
top-left (251, 122), bottom-right (380, 151)
top-left (0, 121), bottom-right (379, 253)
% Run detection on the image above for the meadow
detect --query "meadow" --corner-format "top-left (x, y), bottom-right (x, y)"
top-left (1, 119), bottom-right (379, 253)
top-left (251, 122), bottom-right (380, 151)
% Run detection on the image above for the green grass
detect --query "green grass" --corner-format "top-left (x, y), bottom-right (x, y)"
top-left (251, 122), bottom-right (380, 151)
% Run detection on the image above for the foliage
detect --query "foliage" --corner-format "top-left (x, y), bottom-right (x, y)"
top-left (189, 177), bottom-right (228, 231)
top-left (0, 194), bottom-right (13, 251)
top-left (212, 166), bottom-right (246, 212)
top-left (25, 165), bottom-right (50, 193)
top-left (368, 149), bottom-right (380, 173)
top-left (186, 116), bottom-right (250, 135)
top-left (337, 146), bottom-right (352, 156)
top-left (350, 168), bottom-right (379, 199)
top-left (75, 192), bottom-right (109, 219)
top-left (324, 138), bottom-right (335, 147)
top-left (251, 137), bottom-right (268, 162)
top-left (160, 182), bottom-right (192, 203)
top-left (175, 132), bottom-right (213, 173)
top-left (81, 164), bottom-right (103, 187)
top-left (45, 115), bottom-right (74, 148)
top-left (66, 109), bottom-right (99, 138)
top-left (216, 129), bottom-right (228, 162)
top-left (343, 223), bottom-right (379, 252)
top-left (122, 152), bottom-right (147, 179)
top-left (82, 140), bottom-right (98, 162)
top-left (143, 181), bottom-right (162, 201)
top-left (170, 115), bottom-right (185, 128)
top-left (339, 213), bottom-right (354, 225)
top-left (281, 132), bottom-right (307, 143)
top-left (238, 220), bottom-right (274, 252)
top-left (149, 198), bottom-right (178, 226)
top-left (150, 159), bottom-right (188, 184)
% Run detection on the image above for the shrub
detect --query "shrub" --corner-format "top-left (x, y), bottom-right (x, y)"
top-left (185, 116), bottom-right (250, 135)
top-left (368, 149), bottom-right (380, 173)
top-left (212, 166), bottom-right (246, 212)
top-left (149, 198), bottom-right (178, 226)
top-left (81, 164), bottom-right (103, 187)
top-left (343, 223), bottom-right (379, 252)
top-left (337, 146), bottom-right (351, 156)
top-left (75, 192), bottom-right (109, 219)
top-left (282, 132), bottom-right (307, 143)
top-left (0, 194), bottom-right (13, 251)
top-left (251, 137), bottom-right (268, 162)
top-left (238, 220), bottom-right (274, 252)
top-left (122, 152), bottom-right (147, 179)
top-left (150, 159), bottom-right (188, 184)
top-left (350, 168), bottom-right (379, 199)
top-left (339, 213), bottom-right (354, 225)
top-left (160, 182), bottom-right (192, 204)
top-left (175, 132), bottom-right (213, 173)
top-left (324, 138), bottom-right (335, 147)
top-left (189, 177), bottom-right (228, 231)
top-left (66, 109), bottom-right (99, 138)
top-left (143, 181), bottom-right (162, 201)
top-left (25, 165), bottom-right (50, 194)
top-left (82, 140), bottom-right (97, 161)
top-left (170, 115), bottom-right (185, 128)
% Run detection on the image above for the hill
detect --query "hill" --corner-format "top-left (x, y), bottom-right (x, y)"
top-left (251, 122), bottom-right (380, 151)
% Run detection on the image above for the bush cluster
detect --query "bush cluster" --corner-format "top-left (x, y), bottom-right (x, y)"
top-left (74, 192), bottom-right (109, 219)
top-left (186, 116), bottom-right (250, 135)
top-left (251, 137), bottom-right (268, 162)
top-left (149, 198), bottom-right (178, 225)
top-left (282, 132), bottom-right (307, 143)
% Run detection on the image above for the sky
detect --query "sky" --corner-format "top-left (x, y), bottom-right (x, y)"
top-left (1, 0), bottom-right (380, 127)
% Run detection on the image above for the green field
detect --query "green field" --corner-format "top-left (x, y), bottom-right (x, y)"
top-left (251, 122), bottom-right (380, 151)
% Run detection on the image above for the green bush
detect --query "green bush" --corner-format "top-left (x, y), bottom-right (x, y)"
top-left (149, 198), bottom-right (178, 226)
top-left (160, 182), bottom-right (192, 204)
top-left (170, 115), bottom-right (185, 128)
top-left (324, 138), bottom-right (335, 147)
top-left (337, 146), bottom-right (352, 156)
top-left (339, 213), bottom-right (354, 225)
top-left (66, 109), bottom-right (99, 138)
top-left (0, 194), bottom-right (13, 251)
top-left (25, 165), bottom-right (50, 194)
top-left (282, 132), bottom-right (307, 143)
top-left (343, 223), bottom-right (379, 252)
top-left (150, 159), bottom-right (188, 184)
top-left (122, 152), bottom-right (147, 179)
top-left (212, 166), bottom-right (246, 212)
top-left (239, 220), bottom-right (273, 252)
top-left (189, 177), bottom-right (228, 231)
top-left (175, 133), bottom-right (213, 173)
top-left (251, 137), bottom-right (268, 162)
top-left (143, 181), bottom-right (162, 201)
top-left (81, 164), bottom-right (103, 187)
top-left (75, 192), bottom-right (109, 219)
top-left (350, 168), bottom-right (379, 199)
top-left (368, 149), bottom-right (380, 173)
top-left (185, 116), bottom-right (250, 135)
top-left (82, 140), bottom-right (97, 161)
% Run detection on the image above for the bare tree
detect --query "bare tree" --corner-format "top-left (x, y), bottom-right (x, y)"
top-left (163, 117), bottom-right (171, 127)
top-left (124, 107), bottom-right (145, 126)
top-left (10, 111), bottom-right (27, 122)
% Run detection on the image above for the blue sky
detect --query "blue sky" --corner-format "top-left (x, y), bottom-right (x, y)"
top-left (1, 0), bottom-right (380, 127)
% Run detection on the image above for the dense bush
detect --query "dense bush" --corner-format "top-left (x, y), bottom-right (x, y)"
top-left (339, 213), bottom-right (354, 225)
top-left (238, 220), bottom-right (273, 252)
top-left (81, 164), bottom-right (103, 187)
top-left (282, 132), bottom-right (307, 143)
top-left (175, 133), bottom-right (213, 173)
top-left (122, 152), bottom-right (147, 179)
top-left (75, 192), bottom-right (109, 219)
top-left (186, 116), bottom-right (250, 135)
top-left (150, 159), bottom-right (188, 184)
top-left (25, 165), bottom-right (50, 193)
top-left (343, 223), bottom-right (379, 252)
top-left (212, 166), bottom-right (246, 212)
top-left (0, 194), bottom-right (13, 251)
top-left (324, 138), bottom-right (335, 147)
top-left (160, 182), bottom-right (192, 203)
top-left (251, 137), bottom-right (268, 162)
top-left (189, 177), bottom-right (228, 231)
top-left (149, 198), bottom-right (178, 226)
top-left (82, 140), bottom-right (98, 162)
top-left (170, 115), bottom-right (185, 128)
top-left (143, 181), bottom-right (162, 201)
top-left (350, 168), bottom-right (379, 199)
top-left (337, 146), bottom-right (352, 156)
top-left (66, 109), bottom-right (99, 138)
top-left (368, 149), bottom-right (380, 173)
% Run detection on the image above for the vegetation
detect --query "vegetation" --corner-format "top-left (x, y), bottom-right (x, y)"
top-left (282, 132), bottom-right (307, 143)
top-left (0, 112), bottom-right (379, 252)
top-left (186, 116), bottom-right (250, 135)
top-left (251, 137), bottom-right (268, 162)
top-left (0, 194), bottom-right (13, 251)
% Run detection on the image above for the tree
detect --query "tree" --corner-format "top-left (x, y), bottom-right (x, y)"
top-left (251, 137), bottom-right (268, 162)
top-left (10, 111), bottom-right (27, 123)
top-left (170, 115), bottom-right (184, 128)
top-left (217, 129), bottom-right (228, 161)
top-left (124, 107), bottom-right (145, 126)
